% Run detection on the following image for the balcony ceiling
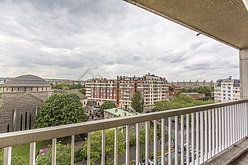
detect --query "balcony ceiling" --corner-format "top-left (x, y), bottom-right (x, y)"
top-left (124, 0), bottom-right (248, 50)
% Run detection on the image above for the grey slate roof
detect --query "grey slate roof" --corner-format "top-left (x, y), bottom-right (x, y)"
top-left (2, 75), bottom-right (51, 87)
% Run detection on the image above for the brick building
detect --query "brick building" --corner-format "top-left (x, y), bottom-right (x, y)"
top-left (86, 73), bottom-right (169, 110)
top-left (0, 75), bottom-right (53, 133)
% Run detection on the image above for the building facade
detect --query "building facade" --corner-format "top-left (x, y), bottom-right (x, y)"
top-left (214, 76), bottom-right (240, 103)
top-left (0, 75), bottom-right (53, 133)
top-left (86, 73), bottom-right (169, 110)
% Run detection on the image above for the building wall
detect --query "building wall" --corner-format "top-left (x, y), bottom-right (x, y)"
top-left (214, 77), bottom-right (240, 103)
top-left (2, 86), bottom-right (53, 102)
top-left (0, 93), bottom-right (43, 133)
top-left (86, 73), bottom-right (169, 111)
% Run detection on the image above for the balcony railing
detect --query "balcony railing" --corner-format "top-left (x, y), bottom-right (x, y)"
top-left (1, 99), bottom-right (248, 165)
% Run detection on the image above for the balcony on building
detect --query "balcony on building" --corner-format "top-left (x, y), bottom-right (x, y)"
top-left (1, 0), bottom-right (248, 165)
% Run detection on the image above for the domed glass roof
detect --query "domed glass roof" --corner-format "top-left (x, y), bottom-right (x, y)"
top-left (2, 75), bottom-right (51, 87)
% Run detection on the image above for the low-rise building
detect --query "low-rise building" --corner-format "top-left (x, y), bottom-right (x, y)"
top-left (104, 108), bottom-right (144, 131)
top-left (181, 93), bottom-right (206, 100)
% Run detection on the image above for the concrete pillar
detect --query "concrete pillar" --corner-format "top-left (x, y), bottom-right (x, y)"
top-left (240, 49), bottom-right (248, 137)
top-left (240, 49), bottom-right (248, 99)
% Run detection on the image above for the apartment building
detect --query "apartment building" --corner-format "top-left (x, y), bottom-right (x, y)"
top-left (214, 76), bottom-right (240, 103)
top-left (86, 73), bottom-right (169, 110)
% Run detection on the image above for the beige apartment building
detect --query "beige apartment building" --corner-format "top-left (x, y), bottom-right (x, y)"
top-left (86, 73), bottom-right (169, 110)
top-left (214, 76), bottom-right (240, 103)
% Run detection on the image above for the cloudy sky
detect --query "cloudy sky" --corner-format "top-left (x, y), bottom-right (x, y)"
top-left (0, 0), bottom-right (239, 82)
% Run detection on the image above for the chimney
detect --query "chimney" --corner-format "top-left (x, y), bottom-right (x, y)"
top-left (148, 72), bottom-right (150, 76)
top-left (229, 76), bottom-right (232, 80)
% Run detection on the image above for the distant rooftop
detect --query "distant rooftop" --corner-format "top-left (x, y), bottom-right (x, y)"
top-left (54, 90), bottom-right (87, 100)
top-left (104, 108), bottom-right (141, 117)
top-left (1, 75), bottom-right (51, 87)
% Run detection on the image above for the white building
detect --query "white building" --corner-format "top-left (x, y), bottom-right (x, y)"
top-left (214, 76), bottom-right (240, 103)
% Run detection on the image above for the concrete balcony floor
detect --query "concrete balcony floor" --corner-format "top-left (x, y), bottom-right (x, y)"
top-left (203, 137), bottom-right (248, 165)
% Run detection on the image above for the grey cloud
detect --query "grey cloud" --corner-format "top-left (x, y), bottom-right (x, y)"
top-left (133, 56), bottom-right (142, 61)
top-left (190, 41), bottom-right (203, 50)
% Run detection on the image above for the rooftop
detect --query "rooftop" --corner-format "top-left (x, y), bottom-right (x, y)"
top-left (1, 75), bottom-right (51, 87)
top-left (104, 108), bottom-right (141, 117)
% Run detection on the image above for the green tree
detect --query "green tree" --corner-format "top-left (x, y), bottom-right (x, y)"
top-left (129, 126), bottom-right (167, 159)
top-left (153, 100), bottom-right (170, 111)
top-left (78, 88), bottom-right (86, 95)
top-left (99, 101), bottom-right (116, 116)
top-left (154, 95), bottom-right (214, 111)
top-left (188, 88), bottom-right (193, 92)
top-left (181, 88), bottom-right (186, 93)
top-left (131, 91), bottom-right (144, 113)
top-left (36, 143), bottom-right (72, 165)
top-left (81, 129), bottom-right (125, 165)
top-left (33, 93), bottom-right (88, 128)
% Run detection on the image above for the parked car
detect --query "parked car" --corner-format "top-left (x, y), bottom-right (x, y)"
top-left (139, 160), bottom-right (145, 165)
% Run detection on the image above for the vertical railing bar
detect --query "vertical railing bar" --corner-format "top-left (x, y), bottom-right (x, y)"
top-left (186, 114), bottom-right (190, 165)
top-left (239, 104), bottom-right (241, 139)
top-left (145, 122), bottom-right (149, 165)
top-left (154, 120), bottom-right (157, 165)
top-left (175, 116), bottom-right (178, 165)
top-left (204, 110), bottom-right (208, 161)
top-left (4, 147), bottom-right (11, 165)
top-left (243, 103), bottom-right (245, 138)
top-left (52, 138), bottom-right (57, 165)
top-left (136, 123), bottom-right (140, 165)
top-left (218, 108), bottom-right (221, 153)
top-left (216, 108), bottom-right (219, 154)
top-left (200, 111), bottom-right (203, 163)
top-left (161, 118), bottom-right (165, 165)
top-left (181, 115), bottom-right (184, 165)
top-left (241, 103), bottom-right (243, 138)
top-left (208, 109), bottom-right (212, 159)
top-left (212, 109), bottom-right (215, 156)
top-left (168, 117), bottom-right (172, 165)
top-left (226, 106), bottom-right (229, 148)
top-left (126, 125), bottom-right (129, 165)
top-left (245, 103), bottom-right (247, 137)
top-left (240, 104), bottom-right (242, 139)
top-left (102, 130), bottom-right (105, 165)
top-left (234, 105), bottom-right (236, 143)
top-left (87, 132), bottom-right (91, 165)
top-left (196, 111), bottom-right (203, 164)
top-left (236, 104), bottom-right (238, 142)
top-left (114, 127), bottom-right (118, 165)
top-left (71, 135), bottom-right (75, 165)
top-left (191, 113), bottom-right (195, 165)
top-left (222, 107), bottom-right (225, 151)
top-left (30, 142), bottom-right (36, 165)
top-left (232, 105), bottom-right (235, 144)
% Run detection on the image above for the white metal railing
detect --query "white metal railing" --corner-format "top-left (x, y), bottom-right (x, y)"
top-left (0, 99), bottom-right (248, 165)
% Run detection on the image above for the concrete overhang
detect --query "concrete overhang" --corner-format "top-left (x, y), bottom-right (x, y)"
top-left (124, 0), bottom-right (248, 50)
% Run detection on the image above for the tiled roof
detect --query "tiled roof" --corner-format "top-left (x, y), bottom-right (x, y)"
top-left (2, 75), bottom-right (51, 87)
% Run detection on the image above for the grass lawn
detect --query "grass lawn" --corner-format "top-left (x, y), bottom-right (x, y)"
top-left (0, 140), bottom-right (51, 165)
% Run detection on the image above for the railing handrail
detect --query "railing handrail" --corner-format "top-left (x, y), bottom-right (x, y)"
top-left (0, 99), bottom-right (247, 148)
